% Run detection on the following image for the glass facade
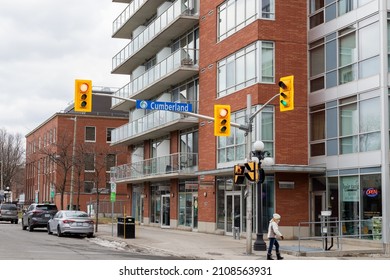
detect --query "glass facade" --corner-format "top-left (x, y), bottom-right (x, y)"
top-left (217, 41), bottom-right (275, 98)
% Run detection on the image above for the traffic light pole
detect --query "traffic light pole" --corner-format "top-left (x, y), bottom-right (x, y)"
top-left (244, 93), bottom-right (279, 255)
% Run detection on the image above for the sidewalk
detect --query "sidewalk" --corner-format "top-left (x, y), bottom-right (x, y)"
top-left (94, 224), bottom-right (387, 260)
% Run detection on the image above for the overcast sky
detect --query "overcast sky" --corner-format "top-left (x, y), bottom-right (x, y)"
top-left (0, 0), bottom-right (128, 138)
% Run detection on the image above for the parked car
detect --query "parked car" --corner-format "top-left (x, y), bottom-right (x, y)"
top-left (0, 203), bottom-right (18, 224)
top-left (47, 210), bottom-right (94, 238)
top-left (22, 203), bottom-right (58, 231)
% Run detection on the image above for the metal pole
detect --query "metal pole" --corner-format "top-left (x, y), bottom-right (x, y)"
top-left (69, 116), bottom-right (77, 210)
top-left (245, 95), bottom-right (253, 255)
top-left (1, 160), bottom-right (3, 192)
top-left (253, 178), bottom-right (267, 250)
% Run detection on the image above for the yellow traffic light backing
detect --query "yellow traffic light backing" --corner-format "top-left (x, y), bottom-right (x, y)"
top-left (74, 79), bottom-right (92, 112)
top-left (234, 164), bottom-right (245, 184)
top-left (214, 104), bottom-right (231, 136)
top-left (244, 161), bottom-right (258, 182)
top-left (279, 75), bottom-right (294, 112)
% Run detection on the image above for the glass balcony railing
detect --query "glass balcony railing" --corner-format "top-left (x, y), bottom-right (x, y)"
top-left (112, 0), bottom-right (197, 71)
top-left (110, 152), bottom-right (198, 182)
top-left (112, 48), bottom-right (198, 107)
top-left (113, 110), bottom-right (181, 144)
top-left (112, 0), bottom-right (145, 36)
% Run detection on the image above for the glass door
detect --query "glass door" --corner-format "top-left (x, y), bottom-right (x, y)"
top-left (225, 192), bottom-right (241, 235)
top-left (161, 194), bottom-right (170, 228)
top-left (312, 191), bottom-right (326, 236)
top-left (192, 194), bottom-right (198, 230)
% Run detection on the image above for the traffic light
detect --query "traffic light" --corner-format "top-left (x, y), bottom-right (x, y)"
top-left (233, 164), bottom-right (245, 185)
top-left (279, 75), bottom-right (294, 112)
top-left (244, 161), bottom-right (258, 182)
top-left (74, 79), bottom-right (92, 112)
top-left (214, 104), bottom-right (231, 136)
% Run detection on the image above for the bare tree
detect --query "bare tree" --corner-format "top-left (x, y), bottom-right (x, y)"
top-left (82, 142), bottom-right (121, 232)
top-left (39, 132), bottom-right (73, 210)
top-left (0, 128), bottom-right (25, 201)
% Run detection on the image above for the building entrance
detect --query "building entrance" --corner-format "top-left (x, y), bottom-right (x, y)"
top-left (225, 192), bottom-right (241, 235)
top-left (312, 191), bottom-right (326, 236)
top-left (161, 194), bottom-right (170, 228)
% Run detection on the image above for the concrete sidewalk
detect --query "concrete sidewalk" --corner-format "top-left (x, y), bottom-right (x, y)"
top-left (94, 224), bottom-right (387, 260)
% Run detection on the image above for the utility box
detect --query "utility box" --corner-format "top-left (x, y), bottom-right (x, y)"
top-left (117, 216), bottom-right (135, 239)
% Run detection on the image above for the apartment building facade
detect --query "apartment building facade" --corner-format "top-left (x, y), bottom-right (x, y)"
top-left (308, 0), bottom-right (389, 251)
top-left (25, 91), bottom-right (129, 213)
top-left (109, 0), bottom-right (389, 251)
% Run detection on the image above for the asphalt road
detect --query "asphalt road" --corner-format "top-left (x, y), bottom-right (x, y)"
top-left (0, 221), bottom-right (178, 260)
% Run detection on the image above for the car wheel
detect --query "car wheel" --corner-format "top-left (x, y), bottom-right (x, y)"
top-left (28, 221), bottom-right (34, 232)
top-left (57, 226), bottom-right (63, 237)
top-left (22, 219), bottom-right (27, 230)
top-left (87, 233), bottom-right (94, 238)
top-left (14, 219), bottom-right (18, 224)
top-left (47, 224), bottom-right (52, 235)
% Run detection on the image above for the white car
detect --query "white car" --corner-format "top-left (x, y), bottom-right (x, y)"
top-left (47, 210), bottom-right (94, 238)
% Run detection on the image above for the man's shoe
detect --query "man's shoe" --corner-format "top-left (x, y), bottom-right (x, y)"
top-left (267, 254), bottom-right (274, 260)
top-left (276, 253), bottom-right (284, 260)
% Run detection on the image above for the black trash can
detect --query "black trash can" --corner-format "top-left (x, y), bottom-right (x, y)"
top-left (117, 216), bottom-right (135, 239)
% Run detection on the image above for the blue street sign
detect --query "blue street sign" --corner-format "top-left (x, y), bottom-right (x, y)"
top-left (136, 100), bottom-right (193, 112)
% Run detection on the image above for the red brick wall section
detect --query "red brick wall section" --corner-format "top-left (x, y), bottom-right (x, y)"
top-left (275, 173), bottom-right (309, 226)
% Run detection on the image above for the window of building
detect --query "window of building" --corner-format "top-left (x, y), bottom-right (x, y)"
top-left (217, 41), bottom-right (274, 98)
top-left (339, 95), bottom-right (381, 154)
top-left (85, 126), bottom-right (96, 142)
top-left (178, 182), bottom-right (198, 227)
top-left (217, 106), bottom-right (274, 165)
top-left (180, 129), bottom-right (198, 168)
top-left (218, 0), bottom-right (273, 41)
top-left (106, 154), bottom-right (116, 172)
top-left (106, 128), bottom-right (114, 142)
top-left (84, 181), bottom-right (94, 193)
top-left (309, 17), bottom-right (379, 92)
top-left (85, 153), bottom-right (95, 172)
top-left (309, 0), bottom-right (376, 29)
top-left (310, 104), bottom-right (326, 156)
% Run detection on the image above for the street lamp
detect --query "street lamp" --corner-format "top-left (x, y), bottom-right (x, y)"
top-left (252, 140), bottom-right (274, 251)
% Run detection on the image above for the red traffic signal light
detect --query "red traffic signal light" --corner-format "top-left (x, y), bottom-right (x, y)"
top-left (214, 104), bottom-right (231, 136)
top-left (74, 79), bottom-right (92, 112)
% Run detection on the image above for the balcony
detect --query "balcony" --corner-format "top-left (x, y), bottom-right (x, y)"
top-left (112, 48), bottom-right (198, 111)
top-left (110, 152), bottom-right (198, 184)
top-left (112, 0), bottom-right (199, 74)
top-left (113, 0), bottom-right (167, 39)
top-left (111, 108), bottom-right (198, 146)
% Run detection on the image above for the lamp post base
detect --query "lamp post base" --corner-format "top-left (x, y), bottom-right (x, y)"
top-left (253, 234), bottom-right (267, 251)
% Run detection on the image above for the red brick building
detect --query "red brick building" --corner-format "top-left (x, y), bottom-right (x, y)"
top-left (25, 92), bottom-right (129, 213)
top-left (109, 0), bottom-right (325, 244)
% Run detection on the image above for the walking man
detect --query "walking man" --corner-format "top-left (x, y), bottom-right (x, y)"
top-left (267, 213), bottom-right (284, 260)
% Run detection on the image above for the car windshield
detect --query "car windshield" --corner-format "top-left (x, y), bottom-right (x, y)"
top-left (65, 211), bottom-right (89, 218)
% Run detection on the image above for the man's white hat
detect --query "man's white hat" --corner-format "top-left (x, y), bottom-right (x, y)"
top-left (273, 213), bottom-right (281, 220)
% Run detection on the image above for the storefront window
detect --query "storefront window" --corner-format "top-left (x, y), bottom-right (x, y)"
top-left (340, 176), bottom-right (359, 235)
top-left (178, 182), bottom-right (198, 227)
top-left (150, 185), bottom-right (169, 224)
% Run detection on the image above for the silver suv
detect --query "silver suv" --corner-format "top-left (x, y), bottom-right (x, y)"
top-left (0, 203), bottom-right (19, 224)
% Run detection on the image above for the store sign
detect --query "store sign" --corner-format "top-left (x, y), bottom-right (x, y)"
top-left (365, 187), bottom-right (379, 198)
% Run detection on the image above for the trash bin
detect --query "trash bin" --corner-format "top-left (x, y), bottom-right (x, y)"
top-left (117, 216), bottom-right (135, 239)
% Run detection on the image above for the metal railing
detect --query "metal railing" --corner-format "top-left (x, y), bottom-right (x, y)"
top-left (112, 0), bottom-right (198, 70)
top-left (111, 152), bottom-right (198, 182)
top-left (297, 218), bottom-right (382, 252)
top-left (112, 48), bottom-right (199, 107)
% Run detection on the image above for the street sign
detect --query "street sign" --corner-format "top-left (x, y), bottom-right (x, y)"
top-left (136, 100), bottom-right (193, 112)
top-left (110, 192), bottom-right (116, 203)
top-left (110, 182), bottom-right (116, 202)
